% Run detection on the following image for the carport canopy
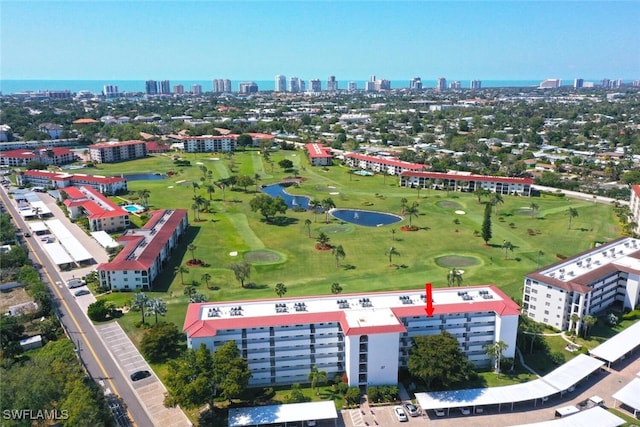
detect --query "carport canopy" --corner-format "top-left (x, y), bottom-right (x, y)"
top-left (228, 401), bottom-right (337, 427)
top-left (507, 406), bottom-right (624, 427)
top-left (612, 377), bottom-right (640, 416)
top-left (541, 354), bottom-right (603, 392)
top-left (589, 320), bottom-right (640, 366)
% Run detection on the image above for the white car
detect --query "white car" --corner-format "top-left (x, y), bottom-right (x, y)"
top-left (394, 406), bottom-right (408, 422)
top-left (66, 278), bottom-right (86, 289)
top-left (434, 408), bottom-right (446, 417)
top-left (459, 407), bottom-right (471, 415)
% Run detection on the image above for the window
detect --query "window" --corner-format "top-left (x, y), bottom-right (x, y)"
top-left (545, 302), bottom-right (550, 306)
top-left (546, 294), bottom-right (551, 298)
top-left (544, 310), bottom-right (549, 315)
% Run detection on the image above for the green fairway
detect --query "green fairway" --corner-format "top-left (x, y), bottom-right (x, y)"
top-left (91, 150), bottom-right (622, 333)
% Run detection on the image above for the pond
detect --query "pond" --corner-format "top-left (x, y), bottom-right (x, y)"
top-left (330, 209), bottom-right (403, 227)
top-left (122, 173), bottom-right (167, 181)
top-left (261, 184), bottom-right (311, 209)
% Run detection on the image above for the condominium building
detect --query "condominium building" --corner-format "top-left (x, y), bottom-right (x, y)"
top-left (0, 147), bottom-right (75, 167)
top-left (174, 84), bottom-right (185, 95)
top-left (275, 75), bottom-right (287, 92)
top-left (305, 143), bottom-right (333, 166)
top-left (88, 140), bottom-right (148, 163)
top-left (289, 77), bottom-right (302, 93)
top-left (183, 286), bottom-right (519, 387)
top-left (239, 82), bottom-right (259, 94)
top-left (159, 80), bottom-right (171, 95)
top-left (177, 135), bottom-right (237, 152)
top-left (213, 79), bottom-right (232, 93)
top-left (145, 80), bottom-right (158, 95)
top-left (628, 185), bottom-right (640, 235)
top-left (574, 79), bottom-right (584, 89)
top-left (437, 77), bottom-right (447, 92)
top-left (375, 79), bottom-right (391, 91)
top-left (17, 170), bottom-right (127, 195)
top-left (60, 186), bottom-right (130, 232)
top-left (409, 77), bottom-right (422, 90)
top-left (191, 84), bottom-right (203, 95)
top-left (347, 81), bottom-right (357, 92)
top-left (309, 79), bottom-right (322, 93)
top-left (344, 153), bottom-right (426, 176)
top-left (449, 81), bottom-right (461, 90)
top-left (523, 237), bottom-right (640, 333)
top-left (470, 80), bottom-right (482, 90)
top-left (399, 171), bottom-right (534, 196)
top-left (103, 85), bottom-right (120, 98)
top-left (539, 79), bottom-right (561, 89)
top-left (326, 76), bottom-right (338, 92)
top-left (97, 209), bottom-right (189, 291)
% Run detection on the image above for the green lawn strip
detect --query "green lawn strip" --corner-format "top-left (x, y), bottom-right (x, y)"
top-left (224, 212), bottom-right (265, 250)
top-left (607, 408), bottom-right (638, 426)
top-left (250, 151), bottom-right (270, 179)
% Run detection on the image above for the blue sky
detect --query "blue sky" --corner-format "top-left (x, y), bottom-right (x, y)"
top-left (1, 1), bottom-right (638, 81)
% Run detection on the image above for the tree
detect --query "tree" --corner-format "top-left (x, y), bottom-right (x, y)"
top-left (175, 265), bottom-right (189, 285)
top-left (309, 199), bottom-right (321, 222)
top-left (187, 244), bottom-right (197, 262)
top-left (385, 246), bottom-right (400, 266)
top-left (140, 322), bottom-right (182, 362)
top-left (275, 282), bottom-right (287, 298)
top-left (212, 341), bottom-right (251, 402)
top-left (205, 184), bottom-right (215, 200)
top-left (529, 202), bottom-right (539, 219)
top-left (447, 268), bottom-right (463, 287)
top-left (332, 244), bottom-right (346, 268)
top-left (131, 292), bottom-right (149, 324)
top-left (503, 240), bottom-right (514, 260)
top-left (184, 286), bottom-right (197, 298)
top-left (249, 194), bottom-right (288, 222)
top-left (316, 232), bottom-right (331, 249)
top-left (278, 159), bottom-right (294, 170)
top-left (331, 282), bottom-right (343, 295)
top-left (491, 193), bottom-right (504, 215)
top-left (481, 202), bottom-right (492, 245)
top-left (165, 344), bottom-right (217, 409)
top-left (0, 314), bottom-right (25, 359)
top-left (567, 207), bottom-right (579, 230)
top-left (236, 133), bottom-right (253, 150)
top-left (474, 188), bottom-right (490, 204)
top-left (229, 261), bottom-right (251, 287)
top-left (191, 181), bottom-right (200, 195)
top-left (400, 197), bottom-right (408, 212)
top-left (484, 340), bottom-right (509, 375)
top-left (146, 297), bottom-right (167, 324)
top-left (404, 201), bottom-right (419, 228)
top-left (570, 313), bottom-right (581, 334)
top-left (191, 203), bottom-right (201, 221)
top-left (236, 175), bottom-right (255, 192)
top-left (308, 365), bottom-right (328, 395)
top-left (137, 188), bottom-right (150, 206)
top-left (408, 331), bottom-right (476, 390)
top-left (304, 219), bottom-right (312, 238)
top-left (391, 228), bottom-right (396, 241)
top-left (87, 299), bottom-right (115, 322)
top-left (321, 198), bottom-right (336, 223)
top-left (582, 315), bottom-right (597, 338)
top-left (201, 273), bottom-right (212, 289)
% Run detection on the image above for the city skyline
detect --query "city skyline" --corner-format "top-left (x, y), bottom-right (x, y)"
top-left (1, 1), bottom-right (638, 81)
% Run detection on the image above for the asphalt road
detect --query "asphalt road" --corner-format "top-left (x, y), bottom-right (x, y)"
top-left (0, 187), bottom-right (153, 427)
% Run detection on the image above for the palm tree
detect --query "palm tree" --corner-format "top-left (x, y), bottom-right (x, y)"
top-left (447, 268), bottom-right (463, 287)
top-left (32, 206), bottom-right (42, 220)
top-left (191, 203), bottom-right (200, 221)
top-left (146, 297), bottom-right (167, 324)
top-left (400, 197), bottom-right (408, 212)
top-left (484, 340), bottom-right (509, 376)
top-left (205, 184), bottom-right (216, 200)
top-left (308, 365), bottom-right (328, 395)
top-left (321, 198), bottom-right (336, 223)
top-left (309, 199), bottom-right (321, 223)
top-left (137, 189), bottom-right (150, 207)
top-left (536, 250), bottom-right (544, 267)
top-left (331, 282), bottom-right (343, 295)
top-left (385, 246), bottom-right (400, 266)
top-left (191, 181), bottom-right (200, 195)
top-left (275, 282), bottom-right (287, 298)
top-left (304, 219), bottom-right (312, 238)
top-left (529, 202), bottom-right (539, 219)
top-left (503, 240), bottom-right (514, 260)
top-left (391, 228), bottom-right (396, 241)
top-left (491, 193), bottom-right (504, 215)
top-left (254, 173), bottom-right (261, 192)
top-left (201, 273), bottom-right (212, 289)
top-left (184, 286), bottom-right (197, 298)
top-left (174, 265), bottom-right (188, 285)
top-left (332, 245), bottom-right (346, 268)
top-left (187, 244), bottom-right (197, 262)
top-left (567, 207), bottom-right (579, 230)
top-left (131, 292), bottom-right (149, 324)
top-left (216, 180), bottom-right (227, 201)
top-left (570, 313), bottom-right (581, 334)
top-left (316, 232), bottom-right (331, 249)
top-left (404, 201), bottom-right (419, 229)
top-left (582, 315), bottom-right (597, 338)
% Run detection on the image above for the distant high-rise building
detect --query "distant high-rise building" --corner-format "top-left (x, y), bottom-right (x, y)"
top-left (574, 78), bottom-right (584, 89)
top-left (374, 79), bottom-right (390, 91)
top-left (309, 79), bottom-right (322, 92)
top-left (470, 80), bottom-right (482, 90)
top-left (103, 85), bottom-right (119, 98)
top-left (159, 80), bottom-right (171, 95)
top-left (437, 77), bottom-right (447, 91)
top-left (174, 84), bottom-right (185, 95)
top-left (213, 79), bottom-right (232, 93)
top-left (601, 78), bottom-right (611, 89)
top-left (348, 81), bottom-right (357, 91)
top-left (409, 77), bottom-right (422, 90)
top-left (538, 79), bottom-right (561, 89)
top-left (327, 76), bottom-right (338, 91)
top-left (613, 79), bottom-right (623, 88)
top-left (239, 82), bottom-right (259, 94)
top-left (275, 75), bottom-right (287, 92)
top-left (449, 81), bottom-right (461, 90)
top-left (145, 80), bottom-right (158, 95)
top-left (369, 75), bottom-right (376, 82)
top-left (364, 81), bottom-right (376, 92)
top-left (633, 80), bottom-right (640, 87)
top-left (289, 77), bottom-right (301, 93)
top-left (191, 84), bottom-right (202, 95)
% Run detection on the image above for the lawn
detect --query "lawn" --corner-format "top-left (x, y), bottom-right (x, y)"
top-left (88, 149), bottom-right (621, 342)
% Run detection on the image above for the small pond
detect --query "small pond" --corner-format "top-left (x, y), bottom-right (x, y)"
top-left (122, 173), bottom-right (167, 181)
top-left (261, 184), bottom-right (311, 209)
top-left (330, 209), bottom-right (403, 227)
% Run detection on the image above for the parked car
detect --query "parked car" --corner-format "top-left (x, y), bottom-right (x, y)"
top-left (306, 421), bottom-right (316, 426)
top-left (130, 370), bottom-right (151, 381)
top-left (74, 289), bottom-right (90, 297)
top-left (434, 408), bottom-right (446, 417)
top-left (66, 278), bottom-right (86, 289)
top-left (394, 406), bottom-right (408, 422)
top-left (459, 407), bottom-right (471, 415)
top-left (403, 403), bottom-right (419, 417)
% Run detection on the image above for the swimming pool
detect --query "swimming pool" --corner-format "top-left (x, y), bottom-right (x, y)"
top-left (330, 209), bottom-right (403, 227)
top-left (122, 204), bottom-right (145, 214)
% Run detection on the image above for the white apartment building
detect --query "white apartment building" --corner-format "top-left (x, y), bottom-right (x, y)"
top-left (630, 185), bottom-right (640, 235)
top-left (97, 209), bottom-right (188, 291)
top-left (344, 153), bottom-right (426, 176)
top-left (400, 171), bottom-right (534, 196)
top-left (88, 140), bottom-right (148, 163)
top-left (178, 135), bottom-right (237, 152)
top-left (60, 186), bottom-right (130, 232)
top-left (275, 75), bottom-right (287, 92)
top-left (184, 285), bottom-right (519, 388)
top-left (17, 170), bottom-right (127, 195)
top-left (523, 237), bottom-right (640, 332)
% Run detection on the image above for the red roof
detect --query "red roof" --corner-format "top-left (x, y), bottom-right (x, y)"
top-left (145, 141), bottom-right (170, 152)
top-left (184, 285), bottom-right (520, 338)
top-left (98, 209), bottom-right (188, 271)
top-left (60, 186), bottom-right (85, 199)
top-left (248, 133), bottom-right (275, 140)
top-left (0, 147), bottom-right (73, 159)
top-left (61, 186), bottom-right (127, 219)
top-left (400, 170), bottom-right (534, 184)
top-left (306, 143), bottom-right (332, 158)
top-left (88, 140), bottom-right (146, 149)
top-left (632, 185), bottom-right (640, 199)
top-left (72, 118), bottom-right (98, 124)
top-left (345, 153), bottom-right (426, 171)
top-left (24, 170), bottom-right (126, 185)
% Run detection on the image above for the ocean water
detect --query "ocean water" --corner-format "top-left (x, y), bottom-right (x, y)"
top-left (0, 79), bottom-right (548, 95)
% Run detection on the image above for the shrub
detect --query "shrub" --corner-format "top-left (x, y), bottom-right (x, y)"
top-left (549, 351), bottom-right (565, 365)
top-left (344, 387), bottom-right (361, 406)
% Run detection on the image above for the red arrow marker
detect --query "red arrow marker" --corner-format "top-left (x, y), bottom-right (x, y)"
top-left (425, 282), bottom-right (434, 317)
